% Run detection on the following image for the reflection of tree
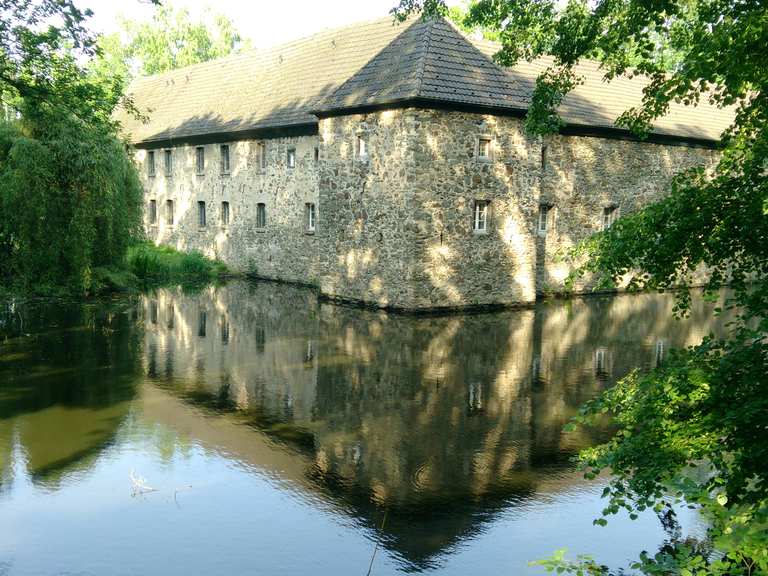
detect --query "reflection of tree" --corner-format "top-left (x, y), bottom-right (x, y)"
top-left (0, 299), bottom-right (142, 489)
top-left (143, 282), bottom-right (731, 568)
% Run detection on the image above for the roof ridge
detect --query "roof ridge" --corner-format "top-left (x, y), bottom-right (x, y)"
top-left (414, 18), bottom-right (437, 97)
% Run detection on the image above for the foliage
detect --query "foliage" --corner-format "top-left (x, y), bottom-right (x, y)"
top-left (0, 113), bottom-right (143, 295)
top-left (390, 0), bottom-right (768, 573)
top-left (445, 2), bottom-right (499, 41)
top-left (94, 3), bottom-right (248, 86)
top-left (125, 241), bottom-right (228, 287)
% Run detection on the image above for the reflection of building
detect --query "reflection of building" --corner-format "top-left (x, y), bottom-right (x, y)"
top-left (139, 282), bottom-right (731, 567)
top-left (118, 17), bottom-right (730, 310)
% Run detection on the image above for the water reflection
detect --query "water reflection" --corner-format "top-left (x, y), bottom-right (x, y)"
top-left (139, 283), bottom-right (729, 568)
top-left (0, 283), bottom-right (730, 574)
top-left (0, 300), bottom-right (141, 490)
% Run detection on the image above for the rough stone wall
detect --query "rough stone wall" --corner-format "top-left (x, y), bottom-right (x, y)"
top-left (319, 108), bottom-right (717, 309)
top-left (406, 110), bottom-right (541, 308)
top-left (538, 134), bottom-right (718, 293)
top-left (138, 108), bottom-right (719, 310)
top-left (317, 110), bottom-right (418, 308)
top-left (136, 134), bottom-right (320, 284)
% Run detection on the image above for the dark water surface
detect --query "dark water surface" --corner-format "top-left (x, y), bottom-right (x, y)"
top-left (0, 282), bottom-right (731, 575)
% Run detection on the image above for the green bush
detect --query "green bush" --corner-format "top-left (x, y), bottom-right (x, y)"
top-left (125, 242), bottom-right (228, 286)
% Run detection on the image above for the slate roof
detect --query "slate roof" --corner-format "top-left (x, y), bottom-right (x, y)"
top-left (117, 16), bottom-right (733, 145)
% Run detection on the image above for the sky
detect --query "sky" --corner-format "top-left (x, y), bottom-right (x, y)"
top-left (82, 0), bottom-right (463, 49)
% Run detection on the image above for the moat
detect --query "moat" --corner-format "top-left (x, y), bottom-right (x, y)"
top-left (0, 281), bottom-right (731, 575)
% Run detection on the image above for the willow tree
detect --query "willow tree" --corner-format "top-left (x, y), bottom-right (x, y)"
top-left (393, 0), bottom-right (767, 573)
top-left (0, 0), bottom-right (145, 294)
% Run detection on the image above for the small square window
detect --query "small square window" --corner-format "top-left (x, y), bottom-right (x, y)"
top-left (166, 199), bottom-right (174, 225)
top-left (164, 149), bottom-right (173, 176)
top-left (473, 200), bottom-right (490, 233)
top-left (198, 201), bottom-right (206, 227)
top-left (538, 204), bottom-right (551, 235)
top-left (356, 135), bottom-right (368, 160)
top-left (220, 144), bottom-right (230, 174)
top-left (196, 146), bottom-right (205, 175)
top-left (305, 202), bottom-right (316, 232)
top-left (287, 148), bottom-right (296, 169)
top-left (256, 203), bottom-right (266, 228)
top-left (603, 206), bottom-right (619, 230)
top-left (221, 201), bottom-right (230, 226)
top-left (148, 199), bottom-right (157, 225)
top-left (477, 137), bottom-right (492, 160)
top-left (147, 151), bottom-right (156, 177)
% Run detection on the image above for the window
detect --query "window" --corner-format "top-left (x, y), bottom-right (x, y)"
top-left (356, 135), bottom-right (367, 160)
top-left (221, 201), bottom-right (230, 226)
top-left (220, 144), bottom-right (230, 174)
top-left (541, 144), bottom-right (548, 169)
top-left (166, 304), bottom-right (174, 330)
top-left (196, 146), bottom-right (205, 174)
top-left (314, 146), bottom-right (319, 163)
top-left (305, 202), bottom-right (316, 232)
top-left (595, 348), bottom-right (608, 376)
top-left (603, 205), bottom-right (619, 230)
top-left (164, 149), bottom-right (173, 176)
top-left (256, 203), bottom-right (266, 228)
top-left (477, 137), bottom-right (492, 160)
top-left (538, 204), bottom-right (551, 235)
top-left (286, 147), bottom-right (296, 169)
top-left (147, 151), bottom-right (156, 177)
top-left (148, 199), bottom-right (157, 224)
top-left (473, 200), bottom-right (490, 233)
top-left (166, 199), bottom-right (174, 225)
top-left (198, 310), bottom-right (207, 338)
top-left (221, 319), bottom-right (230, 345)
top-left (256, 142), bottom-right (266, 171)
top-left (198, 201), bottom-right (206, 227)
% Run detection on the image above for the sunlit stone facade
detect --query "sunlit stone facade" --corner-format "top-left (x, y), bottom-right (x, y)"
top-left (137, 107), bottom-right (716, 310)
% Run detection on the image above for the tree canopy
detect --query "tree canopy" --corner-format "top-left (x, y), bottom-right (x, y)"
top-left (393, 0), bottom-right (767, 574)
top-left (0, 1), bottom-right (146, 294)
top-left (95, 4), bottom-right (248, 84)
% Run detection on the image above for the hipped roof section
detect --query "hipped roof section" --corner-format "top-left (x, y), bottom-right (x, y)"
top-left (117, 16), bottom-right (734, 146)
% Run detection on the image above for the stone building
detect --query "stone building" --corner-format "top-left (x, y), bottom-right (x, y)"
top-left (118, 16), bottom-right (732, 311)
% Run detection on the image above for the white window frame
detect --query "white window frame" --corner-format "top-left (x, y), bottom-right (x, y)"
top-left (473, 200), bottom-right (490, 233)
top-left (538, 204), bottom-right (551, 235)
top-left (356, 134), bottom-right (368, 160)
top-left (476, 136), bottom-right (493, 161)
top-left (257, 141), bottom-right (267, 171)
top-left (305, 202), bottom-right (316, 232)
top-left (287, 148), bottom-right (296, 169)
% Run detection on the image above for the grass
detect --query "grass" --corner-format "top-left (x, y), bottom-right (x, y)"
top-left (125, 242), bottom-right (229, 286)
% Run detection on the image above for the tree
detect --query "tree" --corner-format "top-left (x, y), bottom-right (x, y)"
top-left (392, 0), bottom-right (767, 574)
top-left (96, 4), bottom-right (248, 82)
top-left (0, 1), bottom-right (146, 294)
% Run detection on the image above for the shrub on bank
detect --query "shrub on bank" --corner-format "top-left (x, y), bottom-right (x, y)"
top-left (125, 242), bottom-right (228, 286)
